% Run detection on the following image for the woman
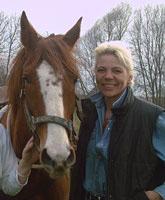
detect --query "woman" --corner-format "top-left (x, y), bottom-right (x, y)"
top-left (70, 41), bottom-right (165, 200)
top-left (0, 105), bottom-right (39, 196)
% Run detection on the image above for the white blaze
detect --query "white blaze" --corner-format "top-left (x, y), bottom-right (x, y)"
top-left (37, 61), bottom-right (70, 163)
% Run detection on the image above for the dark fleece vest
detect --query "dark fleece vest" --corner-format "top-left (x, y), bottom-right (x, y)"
top-left (70, 88), bottom-right (164, 200)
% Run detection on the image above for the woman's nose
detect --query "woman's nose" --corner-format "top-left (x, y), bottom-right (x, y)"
top-left (104, 70), bottom-right (113, 79)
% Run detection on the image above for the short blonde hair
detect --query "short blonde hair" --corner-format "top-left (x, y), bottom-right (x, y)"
top-left (95, 41), bottom-right (134, 85)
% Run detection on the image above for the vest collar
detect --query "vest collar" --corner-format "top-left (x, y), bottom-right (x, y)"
top-left (112, 87), bottom-right (134, 117)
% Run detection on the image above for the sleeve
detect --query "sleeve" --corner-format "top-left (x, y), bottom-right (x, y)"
top-left (0, 124), bottom-right (27, 196)
top-left (152, 112), bottom-right (165, 199)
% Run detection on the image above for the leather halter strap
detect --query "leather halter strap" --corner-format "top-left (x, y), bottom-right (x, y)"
top-left (23, 101), bottom-right (74, 151)
top-left (24, 102), bottom-right (72, 133)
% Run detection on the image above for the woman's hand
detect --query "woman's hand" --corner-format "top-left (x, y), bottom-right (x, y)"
top-left (145, 191), bottom-right (163, 200)
top-left (17, 137), bottom-right (39, 184)
top-left (21, 136), bottom-right (39, 167)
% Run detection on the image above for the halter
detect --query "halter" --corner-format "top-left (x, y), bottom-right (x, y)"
top-left (20, 88), bottom-right (75, 152)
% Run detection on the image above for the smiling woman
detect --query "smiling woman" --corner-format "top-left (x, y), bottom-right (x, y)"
top-left (70, 41), bottom-right (165, 200)
top-left (94, 42), bottom-right (133, 107)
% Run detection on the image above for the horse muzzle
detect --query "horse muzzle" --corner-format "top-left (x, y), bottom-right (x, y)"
top-left (40, 147), bottom-right (76, 178)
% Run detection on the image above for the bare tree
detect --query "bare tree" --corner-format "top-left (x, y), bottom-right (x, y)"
top-left (0, 59), bottom-right (6, 86)
top-left (0, 12), bottom-right (20, 85)
top-left (75, 25), bottom-right (100, 95)
top-left (76, 3), bottom-right (132, 96)
top-left (4, 15), bottom-right (20, 77)
top-left (130, 5), bottom-right (165, 107)
top-left (0, 12), bottom-right (9, 54)
top-left (101, 2), bottom-right (132, 41)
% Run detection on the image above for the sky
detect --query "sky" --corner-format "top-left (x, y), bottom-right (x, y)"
top-left (1, 0), bottom-right (164, 36)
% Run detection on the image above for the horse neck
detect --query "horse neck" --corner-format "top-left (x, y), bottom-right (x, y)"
top-left (10, 104), bottom-right (31, 158)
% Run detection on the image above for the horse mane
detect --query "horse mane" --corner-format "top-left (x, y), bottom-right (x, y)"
top-left (7, 48), bottom-right (26, 115)
top-left (7, 34), bottom-right (79, 116)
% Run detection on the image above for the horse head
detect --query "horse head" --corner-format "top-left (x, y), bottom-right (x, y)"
top-left (7, 11), bottom-right (82, 179)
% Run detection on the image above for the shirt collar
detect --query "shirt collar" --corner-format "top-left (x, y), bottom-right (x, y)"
top-left (90, 88), bottom-right (128, 109)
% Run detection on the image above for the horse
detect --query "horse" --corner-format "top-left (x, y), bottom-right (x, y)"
top-left (0, 11), bottom-right (82, 200)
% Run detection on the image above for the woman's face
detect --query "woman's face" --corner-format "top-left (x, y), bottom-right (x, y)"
top-left (95, 54), bottom-right (132, 101)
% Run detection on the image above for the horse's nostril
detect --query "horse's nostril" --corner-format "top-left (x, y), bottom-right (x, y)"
top-left (41, 148), bottom-right (55, 167)
top-left (65, 147), bottom-right (76, 166)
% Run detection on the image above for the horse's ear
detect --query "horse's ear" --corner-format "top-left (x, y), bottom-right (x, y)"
top-left (63, 17), bottom-right (82, 48)
top-left (21, 11), bottom-right (40, 50)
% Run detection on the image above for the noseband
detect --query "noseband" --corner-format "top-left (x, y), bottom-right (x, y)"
top-left (20, 87), bottom-right (75, 152)
top-left (23, 101), bottom-right (74, 149)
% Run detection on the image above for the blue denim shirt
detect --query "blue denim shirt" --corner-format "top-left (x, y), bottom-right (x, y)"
top-left (83, 90), bottom-right (165, 199)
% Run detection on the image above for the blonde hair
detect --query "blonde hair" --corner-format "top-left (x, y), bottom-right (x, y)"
top-left (95, 41), bottom-right (134, 85)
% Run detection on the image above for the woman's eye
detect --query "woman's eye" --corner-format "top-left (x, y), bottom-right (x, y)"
top-left (112, 68), bottom-right (123, 74)
top-left (96, 68), bottom-right (105, 73)
top-left (114, 70), bottom-right (122, 73)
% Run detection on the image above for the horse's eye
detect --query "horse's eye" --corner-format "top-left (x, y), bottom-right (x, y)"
top-left (22, 76), bottom-right (31, 84)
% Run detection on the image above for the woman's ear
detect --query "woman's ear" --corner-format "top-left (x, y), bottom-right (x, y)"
top-left (128, 74), bottom-right (133, 86)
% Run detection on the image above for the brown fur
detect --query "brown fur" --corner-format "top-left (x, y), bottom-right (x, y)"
top-left (1, 11), bottom-right (81, 200)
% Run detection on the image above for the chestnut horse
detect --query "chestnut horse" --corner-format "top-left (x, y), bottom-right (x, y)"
top-left (0, 11), bottom-right (81, 200)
